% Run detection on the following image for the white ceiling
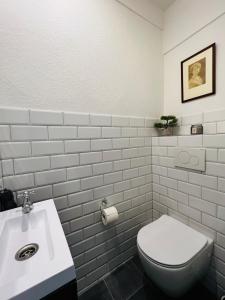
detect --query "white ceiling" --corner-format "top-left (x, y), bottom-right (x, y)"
top-left (149, 0), bottom-right (175, 11)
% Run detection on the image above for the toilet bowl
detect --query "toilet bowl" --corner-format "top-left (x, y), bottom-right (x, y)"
top-left (137, 215), bottom-right (213, 298)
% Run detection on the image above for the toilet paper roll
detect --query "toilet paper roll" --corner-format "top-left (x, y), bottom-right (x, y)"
top-left (101, 206), bottom-right (118, 225)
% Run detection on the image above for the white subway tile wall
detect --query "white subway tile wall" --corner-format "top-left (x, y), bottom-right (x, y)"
top-left (0, 107), bottom-right (154, 294)
top-left (152, 111), bottom-right (225, 297)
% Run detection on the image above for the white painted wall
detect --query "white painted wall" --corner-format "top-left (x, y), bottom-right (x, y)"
top-left (118, 0), bottom-right (163, 29)
top-left (163, 0), bottom-right (225, 116)
top-left (0, 0), bottom-right (163, 117)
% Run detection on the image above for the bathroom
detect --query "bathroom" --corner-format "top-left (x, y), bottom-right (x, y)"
top-left (0, 0), bottom-right (225, 299)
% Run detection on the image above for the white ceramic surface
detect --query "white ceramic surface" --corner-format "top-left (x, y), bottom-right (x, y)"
top-left (0, 199), bottom-right (76, 300)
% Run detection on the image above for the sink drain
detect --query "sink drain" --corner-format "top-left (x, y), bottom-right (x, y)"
top-left (15, 243), bottom-right (39, 261)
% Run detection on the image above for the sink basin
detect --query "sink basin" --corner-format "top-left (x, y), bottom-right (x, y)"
top-left (0, 199), bottom-right (76, 300)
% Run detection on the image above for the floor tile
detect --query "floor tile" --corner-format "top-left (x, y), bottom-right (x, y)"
top-left (79, 281), bottom-right (113, 300)
top-left (105, 260), bottom-right (144, 300)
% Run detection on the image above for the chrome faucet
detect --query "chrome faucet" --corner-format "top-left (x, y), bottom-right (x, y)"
top-left (17, 190), bottom-right (35, 214)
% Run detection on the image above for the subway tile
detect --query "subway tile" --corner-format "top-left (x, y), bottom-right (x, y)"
top-left (189, 219), bottom-right (216, 240)
top-left (189, 196), bottom-right (216, 216)
top-left (152, 146), bottom-right (167, 156)
top-left (122, 148), bottom-right (139, 159)
top-left (159, 136), bottom-right (177, 146)
top-left (81, 175), bottom-right (103, 190)
top-left (202, 214), bottom-right (225, 234)
top-left (168, 188), bottom-right (188, 205)
top-left (218, 206), bottom-right (225, 221)
top-left (91, 139), bottom-right (112, 151)
top-left (204, 123), bottom-right (217, 135)
top-left (202, 188), bottom-right (225, 206)
top-left (160, 176), bottom-right (177, 189)
top-left (206, 149), bottom-right (218, 162)
top-left (104, 171), bottom-right (123, 184)
top-left (121, 127), bottom-right (138, 137)
top-left (64, 112), bottom-right (89, 126)
top-left (123, 168), bottom-right (139, 180)
top-left (178, 135), bottom-right (202, 147)
top-left (0, 126), bottom-right (10, 141)
top-left (102, 127), bottom-right (121, 138)
top-left (32, 141), bottom-right (64, 156)
top-left (67, 230), bottom-right (83, 246)
top-left (11, 126), bottom-right (48, 141)
top-left (65, 140), bottom-right (90, 153)
top-left (139, 165), bottom-right (151, 176)
top-left (178, 181), bottom-right (201, 197)
top-left (189, 172), bottom-right (217, 189)
top-left (51, 154), bottom-right (79, 169)
top-left (30, 110), bottom-right (63, 125)
top-left (218, 178), bottom-right (225, 192)
top-left (206, 162), bottom-right (225, 178)
top-left (53, 180), bottom-right (80, 197)
top-left (103, 150), bottom-right (122, 161)
top-left (59, 205), bottom-right (82, 222)
top-left (217, 233), bottom-right (225, 248)
top-left (2, 160), bottom-right (14, 176)
top-left (167, 168), bottom-right (188, 182)
top-left (14, 156), bottom-right (50, 174)
top-left (35, 169), bottom-right (66, 186)
top-left (218, 149), bottom-right (225, 162)
top-left (68, 190), bottom-right (93, 206)
top-left (90, 114), bottom-right (111, 126)
top-left (129, 117), bottom-right (145, 127)
top-left (112, 115), bottom-right (130, 127)
top-left (0, 142), bottom-right (31, 159)
top-left (48, 126), bottom-right (77, 140)
top-left (204, 135), bottom-right (225, 148)
top-left (4, 174), bottom-right (34, 191)
top-left (138, 128), bottom-right (152, 137)
top-left (217, 121), bottom-right (225, 134)
top-left (0, 108), bottom-right (29, 124)
top-left (130, 138), bottom-right (145, 147)
top-left (70, 214), bottom-right (95, 232)
top-left (112, 138), bottom-right (129, 149)
top-left (145, 118), bottom-right (156, 128)
top-left (159, 156), bottom-right (174, 168)
top-left (93, 162), bottom-right (113, 175)
top-left (80, 152), bottom-right (102, 165)
top-left (131, 157), bottom-right (145, 168)
top-left (67, 165), bottom-right (92, 180)
top-left (107, 192), bottom-right (123, 205)
top-left (28, 185), bottom-right (52, 202)
top-left (113, 159), bottom-right (130, 172)
top-left (114, 180), bottom-right (130, 192)
top-left (78, 127), bottom-right (101, 138)
top-left (54, 196), bottom-right (68, 211)
top-left (178, 203), bottom-right (201, 222)
top-left (130, 176), bottom-right (146, 188)
top-left (94, 184), bottom-right (113, 199)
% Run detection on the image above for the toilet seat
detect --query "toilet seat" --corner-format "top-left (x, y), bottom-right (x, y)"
top-left (137, 215), bottom-right (207, 268)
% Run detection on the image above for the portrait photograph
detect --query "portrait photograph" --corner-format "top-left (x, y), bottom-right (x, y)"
top-left (181, 43), bottom-right (216, 103)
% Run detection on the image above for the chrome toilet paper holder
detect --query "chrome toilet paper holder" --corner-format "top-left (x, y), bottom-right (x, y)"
top-left (100, 198), bottom-right (108, 213)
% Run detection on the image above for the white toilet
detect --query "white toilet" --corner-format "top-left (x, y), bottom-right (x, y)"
top-left (137, 215), bottom-right (213, 298)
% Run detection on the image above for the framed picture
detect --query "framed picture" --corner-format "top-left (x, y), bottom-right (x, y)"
top-left (181, 43), bottom-right (216, 103)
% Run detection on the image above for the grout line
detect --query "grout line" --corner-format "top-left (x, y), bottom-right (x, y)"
top-left (164, 11), bottom-right (225, 55)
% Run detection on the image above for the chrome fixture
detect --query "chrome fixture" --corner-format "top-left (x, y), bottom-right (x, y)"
top-left (17, 190), bottom-right (35, 214)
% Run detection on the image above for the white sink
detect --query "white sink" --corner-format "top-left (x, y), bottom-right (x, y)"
top-left (0, 199), bottom-right (76, 300)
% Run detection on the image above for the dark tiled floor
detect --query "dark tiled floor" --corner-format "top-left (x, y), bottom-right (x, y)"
top-left (79, 256), bottom-right (216, 300)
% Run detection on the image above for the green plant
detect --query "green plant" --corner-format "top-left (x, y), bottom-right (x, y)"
top-left (154, 115), bottom-right (178, 129)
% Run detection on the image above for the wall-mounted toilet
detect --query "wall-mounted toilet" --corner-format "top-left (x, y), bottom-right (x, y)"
top-left (137, 215), bottom-right (213, 298)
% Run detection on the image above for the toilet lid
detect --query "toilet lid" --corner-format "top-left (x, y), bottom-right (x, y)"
top-left (137, 215), bottom-right (207, 267)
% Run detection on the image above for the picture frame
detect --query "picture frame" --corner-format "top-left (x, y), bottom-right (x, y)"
top-left (181, 43), bottom-right (216, 103)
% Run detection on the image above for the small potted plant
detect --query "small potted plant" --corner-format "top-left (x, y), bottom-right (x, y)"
top-left (154, 115), bottom-right (178, 136)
